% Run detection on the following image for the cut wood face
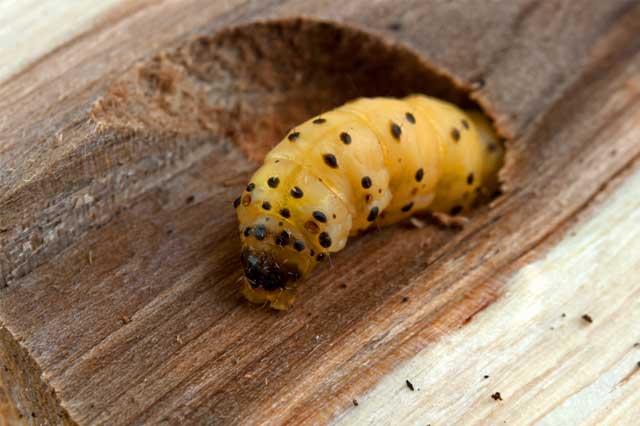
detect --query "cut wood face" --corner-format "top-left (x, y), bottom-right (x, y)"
top-left (1, 2), bottom-right (640, 425)
top-left (91, 19), bottom-right (481, 164)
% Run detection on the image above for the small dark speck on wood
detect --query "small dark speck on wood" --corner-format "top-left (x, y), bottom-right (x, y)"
top-left (352, 399), bottom-right (359, 406)
top-left (491, 392), bottom-right (503, 401)
top-left (582, 314), bottom-right (593, 324)
top-left (387, 22), bottom-right (402, 31)
top-left (405, 380), bottom-right (415, 391)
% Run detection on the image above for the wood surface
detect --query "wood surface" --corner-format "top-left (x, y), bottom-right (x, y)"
top-left (1, 1), bottom-right (640, 425)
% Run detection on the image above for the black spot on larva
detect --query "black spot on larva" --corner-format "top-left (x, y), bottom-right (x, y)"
top-left (243, 227), bottom-right (253, 237)
top-left (332, 214), bottom-right (336, 219)
top-left (450, 205), bottom-right (463, 216)
top-left (467, 173), bottom-right (474, 185)
top-left (415, 168), bottom-right (424, 182)
top-left (390, 122), bottom-right (402, 140)
top-left (262, 201), bottom-right (271, 210)
top-left (293, 240), bottom-right (305, 251)
top-left (323, 153), bottom-right (338, 168)
top-left (316, 253), bottom-right (326, 261)
top-left (401, 202), bottom-right (414, 212)
top-left (361, 176), bottom-right (372, 189)
top-left (246, 182), bottom-right (255, 192)
top-left (461, 119), bottom-right (470, 129)
top-left (267, 177), bottom-right (280, 188)
top-left (313, 118), bottom-right (326, 124)
top-left (291, 186), bottom-right (304, 198)
top-left (312, 211), bottom-right (327, 223)
top-left (319, 232), bottom-right (332, 248)
top-left (367, 206), bottom-right (379, 222)
top-left (242, 194), bottom-right (252, 206)
top-left (310, 249), bottom-right (315, 257)
top-left (278, 222), bottom-right (283, 226)
top-left (451, 128), bottom-right (461, 142)
top-left (305, 220), bottom-right (320, 234)
top-left (340, 132), bottom-right (352, 144)
top-left (365, 194), bottom-right (372, 203)
top-left (405, 112), bottom-right (416, 124)
top-left (488, 143), bottom-right (497, 153)
top-left (233, 197), bottom-right (241, 208)
top-left (288, 131), bottom-right (300, 142)
top-left (279, 208), bottom-right (291, 218)
top-left (275, 231), bottom-right (290, 246)
top-left (254, 224), bottom-right (266, 240)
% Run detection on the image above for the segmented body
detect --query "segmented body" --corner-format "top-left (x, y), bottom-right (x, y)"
top-left (235, 95), bottom-right (504, 309)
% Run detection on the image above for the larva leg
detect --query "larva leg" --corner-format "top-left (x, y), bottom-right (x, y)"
top-left (429, 211), bottom-right (469, 229)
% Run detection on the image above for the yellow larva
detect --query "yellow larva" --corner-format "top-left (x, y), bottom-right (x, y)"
top-left (234, 95), bottom-right (504, 310)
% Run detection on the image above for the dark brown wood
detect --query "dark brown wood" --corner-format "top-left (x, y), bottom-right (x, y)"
top-left (1, 1), bottom-right (640, 425)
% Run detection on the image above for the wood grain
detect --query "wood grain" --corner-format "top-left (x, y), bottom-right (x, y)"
top-left (335, 160), bottom-right (640, 426)
top-left (0, 0), bottom-right (125, 79)
top-left (1, 0), bottom-right (640, 425)
top-left (0, 375), bottom-right (23, 426)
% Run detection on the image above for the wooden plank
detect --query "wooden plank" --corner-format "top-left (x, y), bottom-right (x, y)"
top-left (1, 0), bottom-right (640, 425)
top-left (335, 164), bottom-right (640, 426)
top-left (0, 0), bottom-right (126, 79)
top-left (0, 377), bottom-right (22, 426)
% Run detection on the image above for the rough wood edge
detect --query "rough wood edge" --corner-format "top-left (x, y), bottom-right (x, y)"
top-left (0, 326), bottom-right (75, 425)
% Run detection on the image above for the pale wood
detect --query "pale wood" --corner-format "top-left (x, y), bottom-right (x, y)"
top-left (1, 1), bottom-right (640, 425)
top-left (335, 165), bottom-right (640, 426)
top-left (0, 0), bottom-right (125, 79)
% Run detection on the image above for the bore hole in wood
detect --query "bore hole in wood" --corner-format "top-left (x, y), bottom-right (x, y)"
top-left (92, 19), bottom-right (502, 166)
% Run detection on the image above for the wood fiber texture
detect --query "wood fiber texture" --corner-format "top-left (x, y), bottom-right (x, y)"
top-left (1, 1), bottom-right (640, 425)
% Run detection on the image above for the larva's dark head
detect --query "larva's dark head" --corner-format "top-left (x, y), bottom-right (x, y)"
top-left (241, 248), bottom-right (302, 290)
top-left (240, 247), bottom-right (305, 310)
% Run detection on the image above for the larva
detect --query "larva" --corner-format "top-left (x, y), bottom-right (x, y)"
top-left (234, 95), bottom-right (504, 310)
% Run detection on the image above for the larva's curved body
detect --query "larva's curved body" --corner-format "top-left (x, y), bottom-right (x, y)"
top-left (235, 95), bottom-right (504, 310)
